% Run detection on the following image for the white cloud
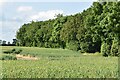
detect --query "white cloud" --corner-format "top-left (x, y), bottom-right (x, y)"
top-left (1, 10), bottom-right (64, 42)
top-left (17, 6), bottom-right (33, 12)
top-left (30, 10), bottom-right (64, 21)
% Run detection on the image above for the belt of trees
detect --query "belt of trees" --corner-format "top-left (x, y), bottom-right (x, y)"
top-left (1, 44), bottom-right (16, 46)
top-left (16, 1), bottom-right (120, 56)
top-left (0, 39), bottom-right (17, 46)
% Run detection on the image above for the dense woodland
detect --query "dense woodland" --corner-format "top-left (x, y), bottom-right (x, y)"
top-left (16, 1), bottom-right (120, 56)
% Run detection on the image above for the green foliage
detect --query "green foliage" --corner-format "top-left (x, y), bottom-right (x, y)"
top-left (66, 41), bottom-right (79, 51)
top-left (80, 42), bottom-right (89, 53)
top-left (16, 1), bottom-right (120, 56)
top-left (3, 48), bottom-right (16, 54)
top-left (0, 55), bottom-right (17, 60)
top-left (110, 39), bottom-right (119, 56)
top-left (14, 49), bottom-right (22, 54)
top-left (101, 42), bottom-right (111, 57)
top-left (3, 48), bottom-right (22, 54)
top-left (3, 50), bottom-right (12, 54)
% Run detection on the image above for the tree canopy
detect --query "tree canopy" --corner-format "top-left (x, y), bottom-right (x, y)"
top-left (16, 1), bottom-right (120, 56)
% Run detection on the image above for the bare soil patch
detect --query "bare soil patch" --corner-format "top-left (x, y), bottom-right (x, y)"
top-left (16, 54), bottom-right (38, 60)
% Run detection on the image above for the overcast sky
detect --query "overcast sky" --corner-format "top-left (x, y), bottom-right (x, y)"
top-left (0, 0), bottom-right (93, 43)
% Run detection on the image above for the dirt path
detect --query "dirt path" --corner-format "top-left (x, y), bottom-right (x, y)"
top-left (16, 54), bottom-right (38, 60)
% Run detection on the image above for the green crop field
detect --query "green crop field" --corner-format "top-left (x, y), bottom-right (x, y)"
top-left (0, 46), bottom-right (119, 78)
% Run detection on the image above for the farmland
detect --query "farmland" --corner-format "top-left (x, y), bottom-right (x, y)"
top-left (1, 1), bottom-right (120, 79)
top-left (0, 46), bottom-right (119, 78)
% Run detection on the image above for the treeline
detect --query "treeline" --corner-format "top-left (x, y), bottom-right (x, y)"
top-left (16, 1), bottom-right (120, 56)
top-left (0, 39), bottom-right (17, 46)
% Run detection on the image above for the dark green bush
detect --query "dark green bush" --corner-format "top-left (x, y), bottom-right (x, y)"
top-left (3, 50), bottom-right (13, 54)
top-left (3, 48), bottom-right (15, 54)
top-left (3, 48), bottom-right (22, 54)
top-left (0, 55), bottom-right (17, 60)
top-left (12, 48), bottom-right (16, 52)
top-left (14, 49), bottom-right (22, 54)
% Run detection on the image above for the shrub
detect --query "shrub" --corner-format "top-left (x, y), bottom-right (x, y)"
top-left (110, 39), bottom-right (119, 56)
top-left (3, 50), bottom-right (13, 54)
top-left (3, 48), bottom-right (22, 54)
top-left (0, 55), bottom-right (17, 60)
top-left (66, 41), bottom-right (79, 51)
top-left (80, 42), bottom-right (89, 53)
top-left (14, 49), bottom-right (22, 54)
top-left (101, 42), bottom-right (111, 57)
top-left (12, 48), bottom-right (16, 52)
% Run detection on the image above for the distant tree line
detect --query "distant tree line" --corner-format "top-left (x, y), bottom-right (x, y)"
top-left (16, 1), bottom-right (120, 56)
top-left (0, 39), bottom-right (17, 46)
